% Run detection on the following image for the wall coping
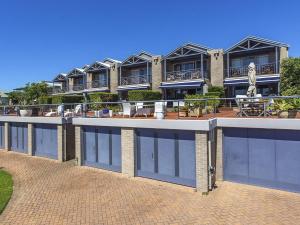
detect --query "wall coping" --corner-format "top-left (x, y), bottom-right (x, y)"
top-left (217, 118), bottom-right (300, 130)
top-left (0, 116), bottom-right (71, 125)
top-left (72, 118), bottom-right (216, 131)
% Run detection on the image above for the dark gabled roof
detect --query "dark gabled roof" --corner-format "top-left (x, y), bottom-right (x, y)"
top-left (103, 58), bottom-right (122, 65)
top-left (122, 51), bottom-right (153, 66)
top-left (53, 73), bottom-right (67, 82)
top-left (164, 42), bottom-right (211, 59)
top-left (67, 68), bottom-right (86, 78)
top-left (84, 61), bottom-right (111, 72)
top-left (225, 36), bottom-right (290, 53)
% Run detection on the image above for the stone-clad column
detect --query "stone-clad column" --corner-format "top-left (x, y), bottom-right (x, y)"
top-left (4, 122), bottom-right (10, 151)
top-left (57, 125), bottom-right (64, 162)
top-left (208, 49), bottom-right (224, 87)
top-left (151, 55), bottom-right (163, 92)
top-left (110, 62), bottom-right (120, 94)
top-left (121, 128), bottom-right (135, 177)
top-left (216, 128), bottom-right (223, 181)
top-left (195, 131), bottom-right (209, 193)
top-left (27, 124), bottom-right (33, 156)
top-left (75, 126), bottom-right (82, 166)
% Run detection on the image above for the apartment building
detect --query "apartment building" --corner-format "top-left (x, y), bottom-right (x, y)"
top-left (51, 36), bottom-right (289, 99)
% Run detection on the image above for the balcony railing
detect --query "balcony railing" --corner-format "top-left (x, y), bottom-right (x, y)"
top-left (86, 80), bottom-right (108, 89)
top-left (52, 87), bottom-right (68, 94)
top-left (69, 84), bottom-right (85, 92)
top-left (226, 62), bottom-right (277, 78)
top-left (165, 69), bottom-right (206, 82)
top-left (120, 75), bottom-right (150, 86)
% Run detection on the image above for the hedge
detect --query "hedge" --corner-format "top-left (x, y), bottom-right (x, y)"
top-left (38, 96), bottom-right (52, 105)
top-left (207, 86), bottom-right (225, 97)
top-left (52, 95), bottom-right (84, 104)
top-left (128, 90), bottom-right (162, 101)
top-left (88, 92), bottom-right (118, 103)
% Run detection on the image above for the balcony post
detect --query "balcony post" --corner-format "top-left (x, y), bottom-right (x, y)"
top-left (164, 58), bottom-right (167, 81)
top-left (106, 68), bottom-right (109, 87)
top-left (119, 65), bottom-right (122, 86)
top-left (227, 53), bottom-right (230, 78)
top-left (275, 47), bottom-right (279, 74)
top-left (201, 54), bottom-right (204, 79)
top-left (146, 61), bottom-right (149, 83)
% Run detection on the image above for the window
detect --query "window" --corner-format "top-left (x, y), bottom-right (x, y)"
top-left (256, 55), bottom-right (269, 65)
top-left (174, 62), bottom-right (195, 71)
top-left (231, 59), bottom-right (242, 68)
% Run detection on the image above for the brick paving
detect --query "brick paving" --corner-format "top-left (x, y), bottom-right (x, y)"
top-left (1, 151), bottom-right (300, 225)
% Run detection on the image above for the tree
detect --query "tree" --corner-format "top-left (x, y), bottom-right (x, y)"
top-left (280, 58), bottom-right (300, 96)
top-left (8, 82), bottom-right (49, 105)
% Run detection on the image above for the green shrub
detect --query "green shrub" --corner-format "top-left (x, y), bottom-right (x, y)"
top-left (88, 92), bottom-right (118, 103)
top-left (184, 94), bottom-right (205, 109)
top-left (205, 92), bottom-right (222, 98)
top-left (38, 96), bottom-right (52, 105)
top-left (128, 90), bottom-right (162, 101)
top-left (280, 58), bottom-right (300, 96)
top-left (52, 95), bottom-right (83, 104)
top-left (207, 86), bottom-right (225, 97)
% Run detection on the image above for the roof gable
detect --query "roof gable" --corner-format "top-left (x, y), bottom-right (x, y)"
top-left (53, 73), bottom-right (67, 82)
top-left (67, 68), bottom-right (86, 77)
top-left (122, 53), bottom-right (152, 66)
top-left (165, 43), bottom-right (211, 59)
top-left (225, 36), bottom-right (289, 53)
top-left (85, 61), bottom-right (110, 72)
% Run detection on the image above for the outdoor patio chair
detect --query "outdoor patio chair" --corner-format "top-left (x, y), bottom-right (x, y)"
top-left (154, 102), bottom-right (166, 119)
top-left (64, 104), bottom-right (82, 117)
top-left (122, 103), bottom-right (135, 117)
top-left (234, 95), bottom-right (248, 116)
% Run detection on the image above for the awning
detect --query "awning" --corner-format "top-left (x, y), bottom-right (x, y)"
top-left (224, 76), bottom-right (280, 86)
top-left (117, 84), bottom-right (150, 91)
top-left (160, 80), bottom-right (203, 89)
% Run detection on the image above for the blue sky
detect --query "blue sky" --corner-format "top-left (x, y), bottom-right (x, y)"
top-left (0, 0), bottom-right (299, 91)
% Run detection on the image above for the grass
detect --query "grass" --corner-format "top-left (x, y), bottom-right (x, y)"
top-left (0, 170), bottom-right (13, 214)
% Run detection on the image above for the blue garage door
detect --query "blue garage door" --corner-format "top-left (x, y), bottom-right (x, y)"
top-left (224, 128), bottom-right (300, 193)
top-left (137, 129), bottom-right (196, 187)
top-left (34, 124), bottom-right (58, 159)
top-left (0, 122), bottom-right (4, 149)
top-left (10, 123), bottom-right (28, 153)
top-left (83, 126), bottom-right (121, 172)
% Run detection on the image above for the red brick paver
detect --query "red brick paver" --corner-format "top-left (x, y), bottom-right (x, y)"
top-left (1, 151), bottom-right (300, 225)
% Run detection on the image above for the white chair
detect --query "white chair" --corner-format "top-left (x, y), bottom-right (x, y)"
top-left (155, 102), bottom-right (165, 119)
top-left (64, 104), bottom-right (82, 117)
top-left (45, 109), bottom-right (57, 117)
top-left (173, 101), bottom-right (185, 107)
top-left (136, 102), bottom-right (144, 110)
top-left (122, 103), bottom-right (135, 117)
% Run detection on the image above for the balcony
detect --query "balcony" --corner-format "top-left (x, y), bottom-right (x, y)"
top-left (165, 69), bottom-right (206, 82)
top-left (86, 79), bottom-right (108, 89)
top-left (226, 62), bottom-right (277, 78)
top-left (52, 87), bottom-right (68, 94)
top-left (120, 75), bottom-right (150, 86)
top-left (69, 84), bottom-right (85, 92)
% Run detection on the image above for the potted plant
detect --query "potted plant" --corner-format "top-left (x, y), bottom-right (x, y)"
top-left (179, 105), bottom-right (189, 117)
top-left (273, 100), bottom-right (297, 118)
top-left (185, 94), bottom-right (205, 117)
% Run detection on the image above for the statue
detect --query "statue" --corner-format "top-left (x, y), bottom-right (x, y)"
top-left (247, 62), bottom-right (257, 97)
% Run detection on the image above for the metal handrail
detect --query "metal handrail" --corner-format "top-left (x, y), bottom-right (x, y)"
top-left (69, 84), bottom-right (85, 91)
top-left (120, 75), bottom-right (150, 85)
top-left (86, 80), bottom-right (108, 89)
top-left (226, 62), bottom-right (277, 78)
top-left (165, 68), bottom-right (206, 81)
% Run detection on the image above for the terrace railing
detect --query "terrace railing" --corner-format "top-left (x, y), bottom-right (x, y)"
top-left (69, 84), bottom-right (85, 92)
top-left (86, 79), bottom-right (108, 89)
top-left (120, 75), bottom-right (150, 86)
top-left (226, 62), bottom-right (277, 78)
top-left (52, 87), bottom-right (68, 94)
top-left (165, 69), bottom-right (206, 82)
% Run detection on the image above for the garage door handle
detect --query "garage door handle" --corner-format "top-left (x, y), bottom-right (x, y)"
top-left (151, 153), bottom-right (154, 160)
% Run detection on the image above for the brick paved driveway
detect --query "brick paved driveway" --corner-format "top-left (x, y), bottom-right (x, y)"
top-left (1, 151), bottom-right (300, 225)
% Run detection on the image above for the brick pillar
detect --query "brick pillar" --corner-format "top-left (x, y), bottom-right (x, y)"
top-left (75, 126), bottom-right (82, 166)
top-left (4, 122), bottom-right (10, 151)
top-left (68, 78), bottom-right (74, 91)
top-left (57, 125), bottom-right (64, 162)
top-left (151, 55), bottom-right (163, 92)
top-left (121, 128), bottom-right (135, 177)
top-left (86, 72), bottom-right (93, 89)
top-left (195, 131), bottom-right (209, 193)
top-left (28, 124), bottom-right (33, 156)
top-left (216, 128), bottom-right (223, 181)
top-left (279, 47), bottom-right (288, 73)
top-left (208, 49), bottom-right (224, 87)
top-left (110, 62), bottom-right (119, 94)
